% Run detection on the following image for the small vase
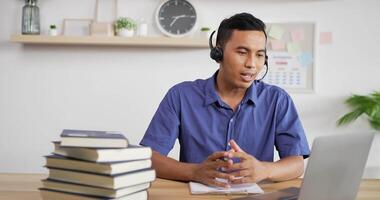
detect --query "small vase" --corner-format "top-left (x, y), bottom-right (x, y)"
top-left (118, 29), bottom-right (134, 37)
top-left (22, 0), bottom-right (40, 35)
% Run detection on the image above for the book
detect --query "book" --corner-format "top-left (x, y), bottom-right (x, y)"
top-left (40, 188), bottom-right (148, 200)
top-left (45, 155), bottom-right (152, 175)
top-left (53, 142), bottom-right (152, 163)
top-left (60, 129), bottom-right (128, 148)
top-left (42, 179), bottom-right (150, 198)
top-left (189, 178), bottom-right (264, 195)
top-left (47, 168), bottom-right (156, 189)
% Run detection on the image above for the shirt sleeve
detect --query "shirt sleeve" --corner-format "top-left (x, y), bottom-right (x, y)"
top-left (274, 92), bottom-right (310, 159)
top-left (139, 86), bottom-right (181, 156)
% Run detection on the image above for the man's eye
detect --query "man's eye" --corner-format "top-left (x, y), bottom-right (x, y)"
top-left (238, 51), bottom-right (247, 55)
top-left (257, 54), bottom-right (265, 57)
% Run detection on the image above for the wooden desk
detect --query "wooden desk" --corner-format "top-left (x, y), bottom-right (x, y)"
top-left (0, 173), bottom-right (379, 200)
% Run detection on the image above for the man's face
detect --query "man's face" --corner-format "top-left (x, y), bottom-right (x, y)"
top-left (219, 30), bottom-right (267, 90)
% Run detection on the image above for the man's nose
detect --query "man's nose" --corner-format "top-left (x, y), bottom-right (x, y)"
top-left (245, 54), bottom-right (257, 70)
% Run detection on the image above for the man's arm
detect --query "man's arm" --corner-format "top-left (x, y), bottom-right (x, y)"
top-left (152, 150), bottom-right (235, 188)
top-left (263, 156), bottom-right (304, 182)
top-left (226, 140), bottom-right (304, 184)
top-left (151, 151), bottom-right (196, 181)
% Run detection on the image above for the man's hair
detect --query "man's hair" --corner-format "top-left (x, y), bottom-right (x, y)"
top-left (216, 13), bottom-right (267, 49)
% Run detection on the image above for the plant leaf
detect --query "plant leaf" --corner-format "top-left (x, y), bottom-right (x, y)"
top-left (369, 117), bottom-right (380, 131)
top-left (337, 109), bottom-right (364, 126)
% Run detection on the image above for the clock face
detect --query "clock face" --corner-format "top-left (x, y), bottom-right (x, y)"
top-left (156, 0), bottom-right (197, 37)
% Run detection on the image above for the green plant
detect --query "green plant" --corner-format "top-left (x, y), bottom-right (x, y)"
top-left (201, 27), bottom-right (210, 32)
top-left (50, 24), bottom-right (56, 29)
top-left (337, 91), bottom-right (380, 131)
top-left (114, 17), bottom-right (137, 31)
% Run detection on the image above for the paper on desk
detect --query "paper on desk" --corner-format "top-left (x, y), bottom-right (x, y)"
top-left (189, 178), bottom-right (264, 195)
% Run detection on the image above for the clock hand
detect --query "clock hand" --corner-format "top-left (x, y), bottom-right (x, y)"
top-left (170, 15), bottom-right (193, 27)
top-left (171, 14), bottom-right (186, 19)
top-left (170, 17), bottom-right (179, 27)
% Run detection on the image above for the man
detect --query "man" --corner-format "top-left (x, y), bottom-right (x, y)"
top-left (140, 13), bottom-right (310, 188)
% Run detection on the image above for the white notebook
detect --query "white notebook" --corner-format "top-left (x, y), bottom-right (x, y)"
top-left (189, 178), bottom-right (264, 195)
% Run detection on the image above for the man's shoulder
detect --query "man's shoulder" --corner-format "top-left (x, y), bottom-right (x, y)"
top-left (257, 81), bottom-right (290, 99)
top-left (169, 78), bottom-right (208, 94)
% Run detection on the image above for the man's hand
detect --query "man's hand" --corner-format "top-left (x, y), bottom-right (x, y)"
top-left (226, 140), bottom-right (271, 184)
top-left (191, 151), bottom-right (235, 188)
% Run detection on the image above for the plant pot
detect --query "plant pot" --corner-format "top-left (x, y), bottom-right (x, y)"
top-left (200, 31), bottom-right (211, 39)
top-left (118, 29), bottom-right (134, 37)
top-left (49, 29), bottom-right (58, 36)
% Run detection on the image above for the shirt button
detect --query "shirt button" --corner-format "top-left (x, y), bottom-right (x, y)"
top-left (230, 118), bottom-right (234, 123)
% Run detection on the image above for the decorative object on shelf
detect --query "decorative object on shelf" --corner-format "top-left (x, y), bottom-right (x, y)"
top-left (137, 18), bottom-right (148, 37)
top-left (200, 27), bottom-right (211, 38)
top-left (115, 17), bottom-right (136, 37)
top-left (62, 18), bottom-right (93, 36)
top-left (155, 0), bottom-right (197, 38)
top-left (49, 24), bottom-right (58, 36)
top-left (22, 0), bottom-right (40, 35)
top-left (90, 0), bottom-right (118, 36)
top-left (337, 91), bottom-right (380, 132)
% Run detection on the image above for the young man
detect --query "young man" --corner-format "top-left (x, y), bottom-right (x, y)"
top-left (140, 13), bottom-right (310, 188)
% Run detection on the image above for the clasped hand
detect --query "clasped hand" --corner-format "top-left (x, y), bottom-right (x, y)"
top-left (192, 140), bottom-right (270, 188)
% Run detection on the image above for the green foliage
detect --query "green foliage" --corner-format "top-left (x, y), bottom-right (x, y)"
top-left (114, 17), bottom-right (137, 31)
top-left (201, 27), bottom-right (210, 32)
top-left (50, 24), bottom-right (56, 29)
top-left (337, 91), bottom-right (380, 131)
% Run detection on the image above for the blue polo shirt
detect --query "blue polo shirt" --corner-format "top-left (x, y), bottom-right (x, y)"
top-left (140, 71), bottom-right (310, 163)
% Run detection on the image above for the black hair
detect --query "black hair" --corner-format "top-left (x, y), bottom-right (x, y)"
top-left (216, 13), bottom-right (267, 49)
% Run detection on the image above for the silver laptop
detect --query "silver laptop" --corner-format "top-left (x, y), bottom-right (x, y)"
top-left (234, 132), bottom-right (374, 200)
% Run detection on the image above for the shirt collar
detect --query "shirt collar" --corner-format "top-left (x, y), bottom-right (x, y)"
top-left (204, 71), bottom-right (222, 106)
top-left (204, 71), bottom-right (259, 106)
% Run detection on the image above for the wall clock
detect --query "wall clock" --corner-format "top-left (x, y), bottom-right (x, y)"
top-left (156, 0), bottom-right (197, 37)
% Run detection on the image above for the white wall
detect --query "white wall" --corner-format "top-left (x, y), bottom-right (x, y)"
top-left (1, 0), bottom-right (379, 177)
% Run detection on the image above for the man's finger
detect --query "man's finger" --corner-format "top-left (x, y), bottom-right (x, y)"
top-left (209, 171), bottom-right (235, 181)
top-left (207, 151), bottom-right (228, 161)
top-left (228, 169), bottom-right (251, 178)
top-left (206, 159), bottom-right (230, 170)
top-left (229, 139), bottom-right (245, 153)
top-left (227, 162), bottom-right (249, 171)
top-left (228, 151), bottom-right (250, 160)
top-left (230, 176), bottom-right (252, 185)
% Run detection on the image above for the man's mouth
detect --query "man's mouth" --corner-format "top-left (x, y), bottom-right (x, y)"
top-left (240, 73), bottom-right (254, 82)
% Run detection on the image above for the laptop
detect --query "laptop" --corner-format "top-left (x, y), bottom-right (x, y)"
top-left (233, 132), bottom-right (374, 200)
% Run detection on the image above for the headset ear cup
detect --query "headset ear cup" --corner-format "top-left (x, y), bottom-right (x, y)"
top-left (210, 47), bottom-right (223, 62)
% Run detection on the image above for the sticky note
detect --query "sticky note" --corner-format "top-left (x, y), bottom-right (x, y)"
top-left (298, 52), bottom-right (313, 66)
top-left (320, 32), bottom-right (333, 45)
top-left (270, 39), bottom-right (285, 51)
top-left (290, 28), bottom-right (305, 42)
top-left (269, 25), bottom-right (285, 40)
top-left (286, 42), bottom-right (301, 54)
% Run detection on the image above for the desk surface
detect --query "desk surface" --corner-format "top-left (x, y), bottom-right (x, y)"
top-left (0, 173), bottom-right (379, 200)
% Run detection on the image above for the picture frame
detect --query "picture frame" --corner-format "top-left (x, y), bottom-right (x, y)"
top-left (62, 18), bottom-right (93, 36)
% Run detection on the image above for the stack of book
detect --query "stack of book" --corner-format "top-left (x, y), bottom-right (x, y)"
top-left (39, 129), bottom-right (155, 200)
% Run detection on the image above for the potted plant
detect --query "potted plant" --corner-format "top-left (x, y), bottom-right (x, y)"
top-left (49, 24), bottom-right (58, 36)
top-left (200, 27), bottom-right (211, 38)
top-left (114, 17), bottom-right (137, 37)
top-left (337, 91), bottom-right (380, 131)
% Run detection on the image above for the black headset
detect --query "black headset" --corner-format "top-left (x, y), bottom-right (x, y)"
top-left (209, 30), bottom-right (269, 81)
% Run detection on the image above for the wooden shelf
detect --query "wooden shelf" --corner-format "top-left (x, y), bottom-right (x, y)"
top-left (10, 34), bottom-right (209, 48)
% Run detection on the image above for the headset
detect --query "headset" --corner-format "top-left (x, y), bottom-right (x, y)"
top-left (209, 30), bottom-right (269, 81)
